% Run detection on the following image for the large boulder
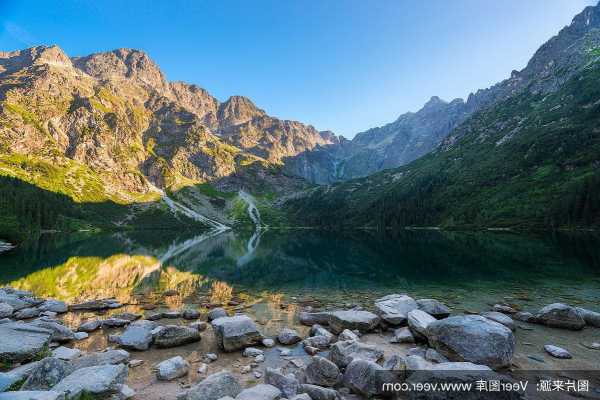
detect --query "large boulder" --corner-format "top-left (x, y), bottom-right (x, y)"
top-left (264, 368), bottom-right (299, 398)
top-left (305, 356), bottom-right (340, 387)
top-left (70, 349), bottom-right (130, 369)
top-left (406, 362), bottom-right (521, 400)
top-left (426, 315), bottom-right (515, 369)
top-left (14, 307), bottom-right (40, 320)
top-left (343, 359), bottom-right (397, 398)
top-left (52, 364), bottom-right (128, 400)
top-left (0, 323), bottom-right (52, 363)
top-left (21, 357), bottom-right (73, 390)
top-left (29, 320), bottom-right (75, 343)
top-left (207, 308), bottom-right (227, 321)
top-left (576, 307), bottom-right (600, 328)
top-left (535, 303), bottom-right (585, 330)
top-left (329, 340), bottom-right (384, 368)
top-left (407, 309), bottom-right (436, 339)
top-left (0, 361), bottom-right (42, 391)
top-left (375, 294), bottom-right (418, 325)
top-left (186, 371), bottom-right (242, 400)
top-left (211, 315), bottom-right (262, 351)
top-left (416, 299), bottom-right (451, 319)
top-left (328, 310), bottom-right (380, 334)
top-left (0, 392), bottom-right (65, 400)
top-left (236, 384), bottom-right (282, 400)
top-left (298, 384), bottom-right (339, 400)
top-left (278, 328), bottom-right (302, 345)
top-left (0, 303), bottom-right (13, 318)
top-left (153, 325), bottom-right (201, 348)
top-left (157, 356), bottom-right (190, 380)
top-left (116, 320), bottom-right (156, 350)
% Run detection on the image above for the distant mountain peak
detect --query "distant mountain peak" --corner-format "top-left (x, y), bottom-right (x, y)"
top-left (217, 95), bottom-right (266, 127)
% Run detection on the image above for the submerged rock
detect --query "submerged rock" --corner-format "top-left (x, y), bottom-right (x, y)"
top-left (154, 325), bottom-right (201, 348)
top-left (536, 303), bottom-right (585, 330)
top-left (417, 299), bottom-right (451, 319)
top-left (513, 311), bottom-right (536, 323)
top-left (426, 315), bottom-right (515, 369)
top-left (328, 310), bottom-right (380, 333)
top-left (374, 294), bottom-right (418, 325)
top-left (576, 307), bottom-right (600, 328)
top-left (157, 356), bottom-right (190, 380)
top-left (211, 315), bottom-right (262, 351)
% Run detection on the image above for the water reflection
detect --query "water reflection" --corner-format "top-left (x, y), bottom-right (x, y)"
top-left (0, 229), bottom-right (599, 311)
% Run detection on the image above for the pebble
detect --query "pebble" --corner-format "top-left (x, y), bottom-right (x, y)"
top-left (544, 345), bottom-right (572, 359)
top-left (74, 332), bottom-right (89, 340)
top-left (130, 360), bottom-right (145, 368)
top-left (255, 354), bottom-right (265, 363)
top-left (240, 365), bottom-right (252, 374)
top-left (262, 338), bottom-right (275, 348)
top-left (204, 353), bottom-right (218, 362)
top-left (197, 363), bottom-right (208, 374)
top-left (253, 371), bottom-right (262, 379)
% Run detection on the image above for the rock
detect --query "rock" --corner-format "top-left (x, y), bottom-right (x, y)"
top-left (14, 307), bottom-right (40, 319)
top-left (73, 332), bottom-right (88, 340)
top-left (0, 294), bottom-right (29, 311)
top-left (513, 311), bottom-right (536, 323)
top-left (243, 347), bottom-right (264, 357)
top-left (52, 346), bottom-right (81, 360)
top-left (493, 304), bottom-right (517, 314)
top-left (70, 349), bottom-right (130, 369)
top-left (129, 359), bottom-right (144, 368)
top-left (39, 300), bottom-right (68, 314)
top-left (183, 309), bottom-right (201, 320)
top-left (29, 320), bottom-right (75, 343)
top-left (576, 307), bottom-right (600, 327)
top-left (278, 328), bottom-right (302, 345)
top-left (262, 338), bottom-right (275, 348)
top-left (204, 353), bottom-right (218, 362)
top-left (304, 346), bottom-right (319, 355)
top-left (146, 312), bottom-right (163, 321)
top-left (279, 349), bottom-right (291, 357)
top-left (407, 309), bottom-right (436, 338)
top-left (265, 368), bottom-right (299, 398)
top-left (157, 356), bottom-right (190, 380)
top-left (310, 325), bottom-right (334, 341)
top-left (154, 325), bottom-right (201, 348)
top-left (328, 310), bottom-right (380, 334)
top-left (343, 359), bottom-right (396, 398)
top-left (207, 308), bottom-right (228, 321)
top-left (583, 342), bottom-right (600, 350)
top-left (112, 313), bottom-right (141, 322)
top-left (482, 311), bottom-right (515, 331)
top-left (116, 320), bottom-right (157, 350)
top-left (119, 384), bottom-right (135, 399)
top-left (338, 329), bottom-right (359, 342)
top-left (211, 315), bottom-right (262, 352)
top-left (0, 322), bottom-right (52, 363)
top-left (329, 340), bottom-right (384, 368)
top-left (426, 315), bottom-right (515, 369)
top-left (416, 299), bottom-right (451, 319)
top-left (21, 357), bottom-right (72, 390)
top-left (0, 360), bottom-right (42, 391)
top-left (305, 356), bottom-right (340, 387)
top-left (78, 319), bottom-right (102, 332)
top-left (0, 392), bottom-right (65, 400)
top-left (303, 335), bottom-right (330, 350)
top-left (52, 364), bottom-right (128, 399)
top-left (407, 347), bottom-right (427, 358)
top-left (425, 348), bottom-right (449, 363)
top-left (162, 310), bottom-right (182, 319)
top-left (536, 303), bottom-right (585, 330)
top-left (374, 294), bottom-right (418, 325)
top-left (236, 384), bottom-right (282, 400)
top-left (240, 365), bottom-right (251, 374)
top-left (186, 371), bottom-right (242, 400)
top-left (0, 303), bottom-right (13, 318)
top-left (390, 327), bottom-right (415, 344)
top-left (299, 311), bottom-right (332, 326)
top-left (544, 345), bottom-right (572, 359)
top-left (101, 318), bottom-right (131, 328)
top-left (290, 395), bottom-right (311, 400)
top-left (298, 384), bottom-right (339, 400)
top-left (69, 299), bottom-right (120, 311)
top-left (383, 354), bottom-right (408, 375)
top-left (189, 321), bottom-right (208, 331)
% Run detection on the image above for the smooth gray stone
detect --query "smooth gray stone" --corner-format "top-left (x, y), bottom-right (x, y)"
top-left (207, 308), bottom-right (227, 321)
top-left (235, 384), bottom-right (281, 400)
top-left (211, 315), bottom-right (262, 352)
top-left (328, 310), bottom-right (380, 333)
top-left (407, 309), bottom-right (436, 338)
top-left (329, 340), bottom-right (384, 368)
top-left (482, 311), bottom-right (516, 331)
top-left (416, 299), bottom-right (451, 319)
top-left (0, 323), bottom-right (52, 364)
top-left (544, 344), bottom-right (572, 359)
top-left (576, 307), bottom-right (600, 327)
top-left (374, 294), bottom-right (418, 325)
top-left (153, 325), bottom-right (201, 348)
top-left (186, 371), bottom-right (242, 400)
top-left (70, 349), bottom-right (130, 369)
top-left (52, 364), bottom-right (128, 399)
top-left (299, 311), bottom-right (331, 326)
top-left (116, 320), bottom-right (157, 350)
top-left (157, 356), bottom-right (190, 380)
top-left (536, 303), bottom-right (585, 330)
top-left (38, 300), bottom-right (68, 314)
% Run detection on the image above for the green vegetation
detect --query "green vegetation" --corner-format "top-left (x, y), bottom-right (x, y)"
top-left (286, 64), bottom-right (600, 230)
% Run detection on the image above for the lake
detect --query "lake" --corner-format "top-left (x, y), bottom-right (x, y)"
top-left (1, 228), bottom-right (599, 313)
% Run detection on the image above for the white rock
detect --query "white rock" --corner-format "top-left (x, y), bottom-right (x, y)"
top-left (52, 346), bottom-right (81, 360)
top-left (157, 356), bottom-right (190, 380)
top-left (544, 345), bottom-right (572, 359)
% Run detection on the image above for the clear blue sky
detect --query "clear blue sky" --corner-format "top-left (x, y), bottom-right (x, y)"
top-left (0, 0), bottom-right (596, 138)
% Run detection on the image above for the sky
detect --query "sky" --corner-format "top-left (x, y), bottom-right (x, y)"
top-left (0, 0), bottom-right (596, 138)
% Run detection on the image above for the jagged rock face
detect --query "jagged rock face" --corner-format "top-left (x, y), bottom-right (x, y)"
top-left (288, 3), bottom-right (600, 184)
top-left (0, 45), bottom-right (331, 203)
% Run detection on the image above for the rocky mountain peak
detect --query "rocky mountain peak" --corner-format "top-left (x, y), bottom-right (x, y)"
top-left (0, 45), bottom-right (72, 75)
top-left (72, 48), bottom-right (168, 92)
top-left (217, 95), bottom-right (266, 128)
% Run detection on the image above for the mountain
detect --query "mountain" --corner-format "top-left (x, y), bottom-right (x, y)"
top-left (0, 45), bottom-right (334, 240)
top-left (284, 3), bottom-right (600, 229)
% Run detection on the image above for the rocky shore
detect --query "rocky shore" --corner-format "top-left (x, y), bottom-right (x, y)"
top-left (1, 286), bottom-right (599, 399)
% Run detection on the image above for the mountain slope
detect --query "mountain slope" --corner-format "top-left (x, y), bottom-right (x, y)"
top-left (284, 4), bottom-right (600, 229)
